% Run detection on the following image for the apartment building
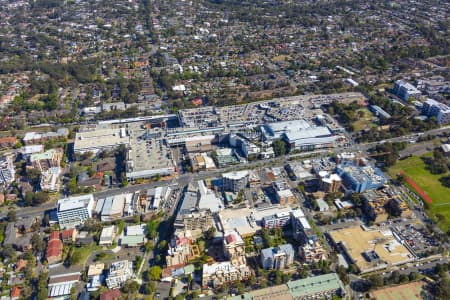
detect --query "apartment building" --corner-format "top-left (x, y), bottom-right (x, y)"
top-left (261, 244), bottom-right (295, 270)
top-left (0, 155), bottom-right (15, 188)
top-left (222, 170), bottom-right (249, 192)
top-left (202, 261), bottom-right (251, 288)
top-left (393, 80), bottom-right (421, 101)
top-left (105, 260), bottom-right (133, 289)
top-left (422, 98), bottom-right (450, 125)
top-left (223, 230), bottom-right (246, 261)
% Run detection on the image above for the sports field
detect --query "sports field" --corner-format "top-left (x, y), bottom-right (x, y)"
top-left (388, 154), bottom-right (450, 231)
top-left (371, 281), bottom-right (428, 300)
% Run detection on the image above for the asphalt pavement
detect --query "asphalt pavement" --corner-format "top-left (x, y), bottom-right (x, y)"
top-left (3, 125), bottom-right (449, 224)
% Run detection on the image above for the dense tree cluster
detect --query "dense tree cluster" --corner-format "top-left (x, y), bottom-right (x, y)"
top-left (424, 149), bottom-right (449, 175)
top-left (369, 142), bottom-right (407, 168)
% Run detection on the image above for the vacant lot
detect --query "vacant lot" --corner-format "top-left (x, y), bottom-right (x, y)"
top-left (388, 154), bottom-right (450, 231)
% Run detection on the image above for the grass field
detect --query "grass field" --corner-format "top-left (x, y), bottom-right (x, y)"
top-left (353, 108), bottom-right (377, 131)
top-left (388, 154), bottom-right (450, 231)
top-left (70, 245), bottom-right (92, 266)
top-left (371, 281), bottom-right (429, 300)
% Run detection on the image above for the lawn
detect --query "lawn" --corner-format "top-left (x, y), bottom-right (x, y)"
top-left (388, 154), bottom-right (450, 231)
top-left (94, 251), bottom-right (116, 262)
top-left (352, 108), bottom-right (377, 131)
top-left (70, 245), bottom-right (92, 266)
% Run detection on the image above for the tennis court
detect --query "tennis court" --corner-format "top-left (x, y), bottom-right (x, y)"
top-left (371, 281), bottom-right (427, 300)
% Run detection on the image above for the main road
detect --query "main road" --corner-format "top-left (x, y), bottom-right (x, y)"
top-left (2, 125), bottom-right (449, 220)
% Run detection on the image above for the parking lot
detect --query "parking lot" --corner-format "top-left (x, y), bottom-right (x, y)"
top-left (124, 122), bottom-right (175, 179)
top-left (396, 223), bottom-right (440, 256)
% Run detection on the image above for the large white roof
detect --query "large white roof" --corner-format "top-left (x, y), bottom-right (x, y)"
top-left (284, 126), bottom-right (333, 141)
top-left (126, 224), bottom-right (145, 236)
top-left (222, 170), bottom-right (249, 180)
top-left (58, 194), bottom-right (94, 212)
top-left (268, 119), bottom-right (311, 132)
top-left (202, 261), bottom-right (235, 276)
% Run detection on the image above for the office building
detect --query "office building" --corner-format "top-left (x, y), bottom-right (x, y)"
top-left (229, 134), bottom-right (261, 158)
top-left (261, 244), bottom-right (295, 270)
top-left (272, 180), bottom-right (295, 205)
top-left (57, 194), bottom-right (94, 228)
top-left (190, 152), bottom-right (215, 172)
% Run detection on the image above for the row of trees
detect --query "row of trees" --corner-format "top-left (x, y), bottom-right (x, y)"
top-left (424, 149), bottom-right (449, 175)
top-left (368, 270), bottom-right (421, 290)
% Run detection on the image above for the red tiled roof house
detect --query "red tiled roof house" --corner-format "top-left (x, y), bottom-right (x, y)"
top-left (46, 231), bottom-right (63, 264)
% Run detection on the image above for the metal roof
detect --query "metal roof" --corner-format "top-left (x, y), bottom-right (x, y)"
top-left (287, 273), bottom-right (344, 298)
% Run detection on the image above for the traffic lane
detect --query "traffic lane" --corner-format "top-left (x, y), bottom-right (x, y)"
top-left (372, 258), bottom-right (449, 278)
top-left (155, 281), bottom-right (171, 300)
top-left (4, 125), bottom-right (449, 221)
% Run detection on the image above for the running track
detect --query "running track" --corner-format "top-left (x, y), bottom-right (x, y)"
top-left (400, 171), bottom-right (432, 204)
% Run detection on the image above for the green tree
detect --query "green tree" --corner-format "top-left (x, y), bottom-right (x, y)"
top-left (7, 210), bottom-right (16, 222)
top-left (157, 240), bottom-right (167, 252)
top-left (144, 241), bottom-right (154, 252)
top-left (272, 139), bottom-right (287, 156)
top-left (274, 270), bottom-right (283, 285)
top-left (148, 266), bottom-right (162, 281)
top-left (37, 272), bottom-right (48, 300)
top-left (123, 280), bottom-right (140, 294)
top-left (69, 248), bottom-right (83, 266)
top-left (205, 227), bottom-right (216, 240)
top-left (368, 274), bottom-right (384, 288)
top-left (435, 277), bottom-right (450, 300)
top-left (175, 295), bottom-right (185, 300)
top-left (0, 244), bottom-right (16, 260)
top-left (31, 233), bottom-right (46, 253)
top-left (408, 271), bottom-right (420, 281)
top-left (144, 281), bottom-right (156, 294)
